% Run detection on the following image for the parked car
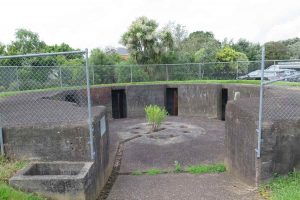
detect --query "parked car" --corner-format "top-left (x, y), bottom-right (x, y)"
top-left (238, 66), bottom-right (298, 81)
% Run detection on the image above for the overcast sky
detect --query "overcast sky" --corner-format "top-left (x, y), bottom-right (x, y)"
top-left (1, 0), bottom-right (300, 50)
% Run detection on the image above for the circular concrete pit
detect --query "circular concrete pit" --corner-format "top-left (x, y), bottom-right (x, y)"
top-left (117, 121), bottom-right (206, 145)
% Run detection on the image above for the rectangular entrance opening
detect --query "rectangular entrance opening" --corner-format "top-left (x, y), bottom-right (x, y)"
top-left (221, 88), bottom-right (228, 121)
top-left (112, 89), bottom-right (127, 119)
top-left (166, 88), bottom-right (178, 116)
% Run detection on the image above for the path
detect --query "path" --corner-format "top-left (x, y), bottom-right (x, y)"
top-left (105, 116), bottom-right (262, 200)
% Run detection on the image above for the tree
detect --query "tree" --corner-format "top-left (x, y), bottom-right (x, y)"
top-left (215, 46), bottom-right (249, 77)
top-left (45, 43), bottom-right (74, 53)
top-left (265, 41), bottom-right (289, 60)
top-left (231, 39), bottom-right (261, 61)
top-left (0, 43), bottom-right (5, 55)
top-left (115, 62), bottom-right (149, 83)
top-left (287, 41), bottom-right (300, 59)
top-left (180, 31), bottom-right (221, 63)
top-left (162, 22), bottom-right (188, 49)
top-left (121, 16), bottom-right (174, 64)
top-left (7, 29), bottom-right (46, 55)
top-left (89, 48), bottom-right (122, 84)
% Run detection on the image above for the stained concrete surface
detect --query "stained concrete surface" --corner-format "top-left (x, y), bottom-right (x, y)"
top-left (107, 116), bottom-right (261, 200)
top-left (107, 173), bottom-right (262, 200)
top-left (109, 116), bottom-right (225, 173)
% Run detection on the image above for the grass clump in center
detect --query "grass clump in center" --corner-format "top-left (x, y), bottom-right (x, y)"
top-left (145, 105), bottom-right (168, 132)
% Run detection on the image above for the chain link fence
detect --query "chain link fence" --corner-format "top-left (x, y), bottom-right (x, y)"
top-left (256, 47), bottom-right (300, 158)
top-left (0, 50), bottom-right (95, 158)
top-left (89, 59), bottom-right (300, 85)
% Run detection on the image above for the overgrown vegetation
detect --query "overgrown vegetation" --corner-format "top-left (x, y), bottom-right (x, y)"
top-left (145, 105), bottom-right (168, 132)
top-left (0, 156), bottom-right (27, 183)
top-left (260, 172), bottom-right (300, 200)
top-left (0, 155), bottom-right (44, 200)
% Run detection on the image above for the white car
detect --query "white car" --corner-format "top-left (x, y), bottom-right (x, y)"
top-left (238, 66), bottom-right (298, 81)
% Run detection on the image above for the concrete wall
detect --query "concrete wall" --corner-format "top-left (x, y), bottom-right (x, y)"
top-left (3, 106), bottom-right (106, 162)
top-left (83, 84), bottom-right (259, 119)
top-left (90, 87), bottom-right (112, 117)
top-left (3, 99), bottom-right (110, 199)
top-left (223, 84), bottom-right (259, 101)
top-left (178, 84), bottom-right (222, 118)
top-left (225, 88), bottom-right (300, 185)
top-left (4, 123), bottom-right (91, 161)
top-left (225, 99), bottom-right (258, 185)
top-left (126, 85), bottom-right (166, 118)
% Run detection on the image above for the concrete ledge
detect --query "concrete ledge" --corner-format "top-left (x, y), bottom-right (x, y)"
top-left (10, 161), bottom-right (94, 200)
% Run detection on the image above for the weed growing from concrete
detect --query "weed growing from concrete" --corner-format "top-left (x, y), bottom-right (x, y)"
top-left (174, 161), bottom-right (182, 173)
top-left (144, 105), bottom-right (168, 132)
top-left (185, 163), bottom-right (226, 174)
top-left (146, 169), bottom-right (162, 175)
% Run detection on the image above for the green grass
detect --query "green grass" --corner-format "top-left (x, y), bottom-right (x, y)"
top-left (260, 172), bottom-right (300, 200)
top-left (185, 163), bottom-right (226, 174)
top-left (0, 184), bottom-right (45, 200)
top-left (146, 168), bottom-right (162, 175)
top-left (133, 163), bottom-right (226, 176)
top-left (0, 156), bottom-right (45, 200)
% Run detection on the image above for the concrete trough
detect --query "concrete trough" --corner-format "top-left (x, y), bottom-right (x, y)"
top-left (10, 162), bottom-right (94, 200)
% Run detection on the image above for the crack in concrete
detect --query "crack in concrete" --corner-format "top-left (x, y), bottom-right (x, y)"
top-left (97, 134), bottom-right (143, 200)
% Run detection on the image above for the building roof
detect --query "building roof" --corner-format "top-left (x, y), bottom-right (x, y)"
top-left (116, 47), bottom-right (129, 56)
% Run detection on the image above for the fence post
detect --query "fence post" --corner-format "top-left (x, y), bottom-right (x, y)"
top-left (130, 65), bottom-right (133, 82)
top-left (92, 65), bottom-right (95, 85)
top-left (16, 67), bottom-right (20, 91)
top-left (0, 127), bottom-right (4, 156)
top-left (84, 49), bottom-right (95, 160)
top-left (236, 61), bottom-right (239, 79)
top-left (256, 45), bottom-right (265, 158)
top-left (59, 66), bottom-right (63, 88)
top-left (198, 63), bottom-right (202, 79)
top-left (165, 64), bottom-right (169, 81)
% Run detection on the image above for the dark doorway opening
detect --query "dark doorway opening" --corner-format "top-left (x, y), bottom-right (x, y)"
top-left (221, 88), bottom-right (228, 121)
top-left (166, 88), bottom-right (178, 116)
top-left (65, 94), bottom-right (77, 104)
top-left (112, 89), bottom-right (127, 119)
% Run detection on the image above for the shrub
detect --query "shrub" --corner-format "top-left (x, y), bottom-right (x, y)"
top-left (145, 105), bottom-right (168, 132)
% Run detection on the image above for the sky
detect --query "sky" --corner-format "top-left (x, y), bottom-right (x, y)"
top-left (1, 0), bottom-right (300, 50)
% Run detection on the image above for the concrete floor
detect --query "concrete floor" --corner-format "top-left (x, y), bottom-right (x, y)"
top-left (107, 173), bottom-right (262, 200)
top-left (107, 116), bottom-right (262, 200)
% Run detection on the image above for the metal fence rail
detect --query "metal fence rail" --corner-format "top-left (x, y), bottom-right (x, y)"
top-left (0, 50), bottom-right (95, 159)
top-left (89, 59), bottom-right (300, 85)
